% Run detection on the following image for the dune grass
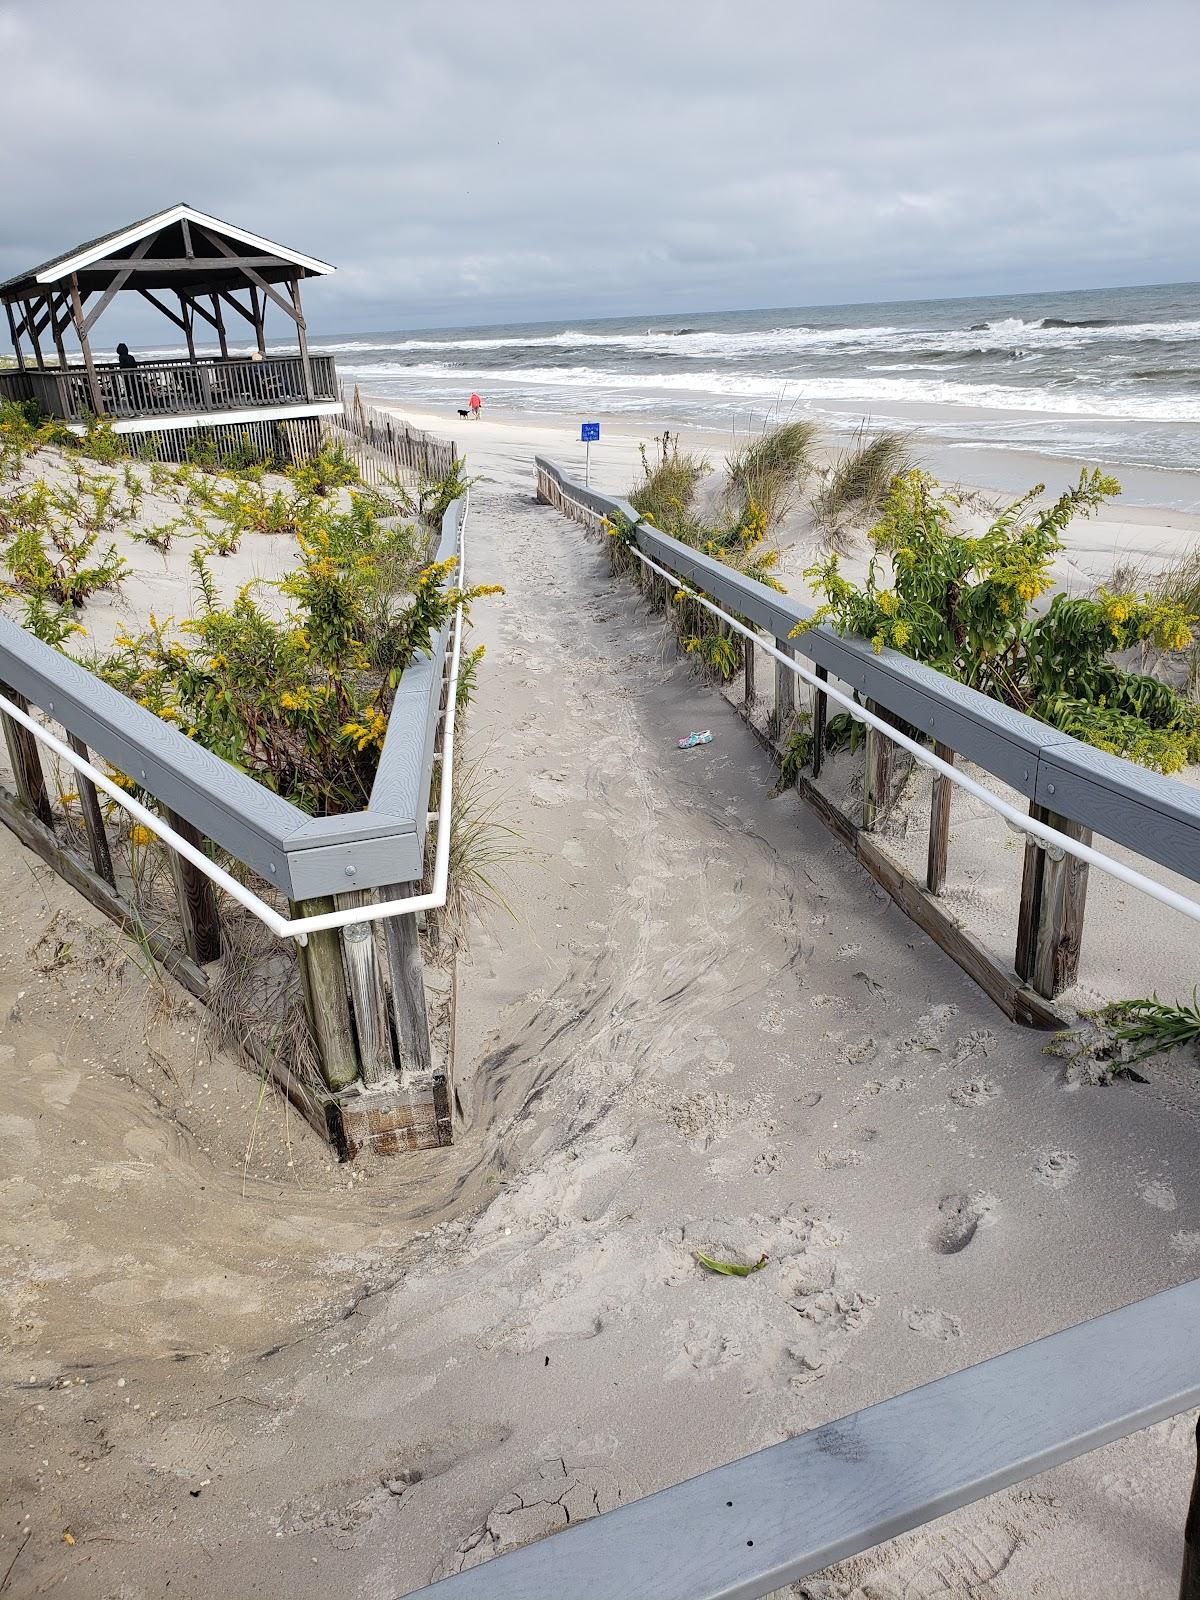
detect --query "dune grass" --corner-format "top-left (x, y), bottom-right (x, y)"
top-left (628, 436), bottom-right (709, 540)
top-left (725, 420), bottom-right (818, 528)
top-left (812, 423), bottom-right (913, 536)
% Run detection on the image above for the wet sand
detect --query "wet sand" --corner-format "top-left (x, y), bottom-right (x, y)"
top-left (2, 417), bottom-right (1199, 1597)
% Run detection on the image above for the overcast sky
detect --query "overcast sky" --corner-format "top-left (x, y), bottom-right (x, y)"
top-left (2, 0), bottom-right (1199, 338)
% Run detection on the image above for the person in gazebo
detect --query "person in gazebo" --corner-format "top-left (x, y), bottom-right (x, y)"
top-left (116, 342), bottom-right (138, 370)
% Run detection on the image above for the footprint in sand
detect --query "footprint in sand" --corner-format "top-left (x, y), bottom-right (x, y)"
top-left (950, 1076), bottom-right (1001, 1108)
top-left (1034, 1150), bottom-right (1078, 1188)
top-left (1141, 1180), bottom-right (1177, 1212)
top-left (904, 1306), bottom-right (963, 1341)
top-left (930, 1191), bottom-right (997, 1255)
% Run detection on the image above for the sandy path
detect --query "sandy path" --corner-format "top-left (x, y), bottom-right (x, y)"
top-left (3, 461), bottom-right (1199, 1598)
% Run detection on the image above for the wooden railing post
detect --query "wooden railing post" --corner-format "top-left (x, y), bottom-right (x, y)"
top-left (336, 891), bottom-right (397, 1086)
top-left (1182, 1415), bottom-right (1200, 1600)
top-left (162, 807), bottom-right (221, 964)
top-left (0, 685), bottom-right (53, 825)
top-left (292, 897), bottom-right (362, 1092)
top-left (1014, 803), bottom-right (1091, 998)
top-left (66, 732), bottom-right (115, 887)
top-left (742, 631), bottom-right (756, 709)
top-left (862, 701), bottom-right (893, 831)
top-left (811, 666), bottom-right (828, 778)
top-left (772, 641), bottom-right (794, 745)
top-left (926, 742), bottom-right (955, 895)
top-left (382, 885), bottom-right (433, 1082)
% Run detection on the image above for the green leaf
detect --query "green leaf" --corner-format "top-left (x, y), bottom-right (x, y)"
top-left (695, 1251), bottom-right (769, 1277)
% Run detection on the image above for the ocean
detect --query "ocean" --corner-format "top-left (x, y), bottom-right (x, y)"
top-left (313, 281), bottom-right (1200, 493)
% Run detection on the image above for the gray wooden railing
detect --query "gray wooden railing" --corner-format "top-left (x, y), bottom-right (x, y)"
top-left (1, 354), bottom-right (338, 423)
top-left (0, 493), bottom-right (463, 1156)
top-left (404, 1279), bottom-right (1200, 1598)
top-left (535, 457), bottom-right (1200, 1016)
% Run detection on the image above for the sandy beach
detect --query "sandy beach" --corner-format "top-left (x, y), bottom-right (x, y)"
top-left (2, 399), bottom-right (1199, 1596)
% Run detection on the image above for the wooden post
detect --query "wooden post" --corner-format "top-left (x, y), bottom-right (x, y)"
top-left (162, 807), bottom-right (221, 964)
top-left (293, 897), bottom-right (362, 1091)
top-left (1014, 803), bottom-right (1092, 998)
top-left (926, 742), bottom-right (954, 895)
top-left (0, 686), bottom-right (53, 825)
top-left (66, 732), bottom-right (115, 887)
top-left (178, 294), bottom-right (197, 362)
top-left (4, 299), bottom-right (26, 369)
top-left (772, 641), bottom-right (794, 745)
top-left (290, 277), bottom-right (315, 401)
top-left (811, 666), bottom-right (829, 778)
top-left (250, 286), bottom-right (266, 355)
top-left (49, 294), bottom-right (69, 370)
top-left (211, 294), bottom-right (229, 359)
top-left (742, 631), bottom-right (756, 710)
top-left (336, 893), bottom-right (397, 1086)
top-left (382, 885), bottom-right (433, 1081)
top-left (25, 296), bottom-right (46, 371)
top-left (862, 701), bottom-right (893, 831)
top-left (68, 275), bottom-right (103, 415)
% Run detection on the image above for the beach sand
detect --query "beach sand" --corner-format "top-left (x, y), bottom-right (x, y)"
top-left (2, 406), bottom-right (1199, 1596)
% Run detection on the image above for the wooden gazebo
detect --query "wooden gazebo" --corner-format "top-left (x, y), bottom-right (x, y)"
top-left (0, 203), bottom-right (343, 461)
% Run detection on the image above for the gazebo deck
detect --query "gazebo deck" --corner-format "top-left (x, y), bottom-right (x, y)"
top-left (0, 352), bottom-right (340, 430)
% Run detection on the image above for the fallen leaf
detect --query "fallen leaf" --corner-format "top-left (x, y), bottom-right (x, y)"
top-left (695, 1251), bottom-right (768, 1278)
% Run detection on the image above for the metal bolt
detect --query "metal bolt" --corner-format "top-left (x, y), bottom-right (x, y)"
top-left (344, 865), bottom-right (357, 877)
top-left (1047, 783), bottom-right (1055, 795)
top-left (140, 770), bottom-right (146, 779)
top-left (268, 863), bottom-right (276, 874)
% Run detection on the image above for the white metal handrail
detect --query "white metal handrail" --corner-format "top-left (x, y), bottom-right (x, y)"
top-left (553, 480), bottom-right (1200, 931)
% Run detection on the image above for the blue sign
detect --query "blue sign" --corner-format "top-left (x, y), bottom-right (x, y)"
top-left (581, 422), bottom-right (600, 442)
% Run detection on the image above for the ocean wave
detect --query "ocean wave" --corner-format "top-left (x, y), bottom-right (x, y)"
top-left (336, 357), bottom-right (1200, 420)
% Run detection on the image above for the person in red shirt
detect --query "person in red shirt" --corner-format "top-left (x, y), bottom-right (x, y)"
top-left (469, 392), bottom-right (482, 419)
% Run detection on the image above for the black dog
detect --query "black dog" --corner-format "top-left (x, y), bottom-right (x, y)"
top-left (456, 408), bottom-right (470, 418)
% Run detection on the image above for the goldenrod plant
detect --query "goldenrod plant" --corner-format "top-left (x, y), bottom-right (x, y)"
top-left (795, 468), bottom-right (1200, 773)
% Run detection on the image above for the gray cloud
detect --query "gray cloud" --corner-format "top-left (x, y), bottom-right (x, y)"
top-left (2, 0), bottom-right (1198, 337)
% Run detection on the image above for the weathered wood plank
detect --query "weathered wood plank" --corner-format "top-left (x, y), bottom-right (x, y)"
top-left (337, 890), bottom-right (397, 1087)
top-left (162, 807), bottom-right (221, 965)
top-left (66, 732), bottom-right (115, 886)
top-left (862, 701), bottom-right (893, 831)
top-left (772, 640), bottom-right (794, 745)
top-left (811, 666), bottom-right (828, 779)
top-left (292, 897), bottom-right (361, 1092)
top-left (381, 883), bottom-right (433, 1082)
top-left (926, 742), bottom-right (954, 895)
top-left (0, 685), bottom-right (53, 825)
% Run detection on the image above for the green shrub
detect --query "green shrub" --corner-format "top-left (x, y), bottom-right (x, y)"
top-left (797, 468), bottom-right (1200, 773)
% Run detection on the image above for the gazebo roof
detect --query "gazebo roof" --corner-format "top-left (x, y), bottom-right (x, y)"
top-left (0, 203), bottom-right (335, 301)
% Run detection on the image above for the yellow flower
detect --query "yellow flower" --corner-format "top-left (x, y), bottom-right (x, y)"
top-left (876, 590), bottom-right (899, 616)
top-left (128, 823), bottom-right (155, 849)
top-left (891, 620), bottom-right (912, 648)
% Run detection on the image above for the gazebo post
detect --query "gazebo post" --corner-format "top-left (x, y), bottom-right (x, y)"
top-left (69, 275), bottom-right (103, 415)
top-left (4, 301), bottom-right (25, 370)
top-left (178, 294), bottom-right (197, 363)
top-left (50, 292), bottom-right (69, 370)
top-left (211, 294), bottom-right (229, 359)
top-left (25, 298), bottom-right (46, 370)
top-left (289, 276), bottom-right (315, 401)
top-left (250, 287), bottom-right (266, 355)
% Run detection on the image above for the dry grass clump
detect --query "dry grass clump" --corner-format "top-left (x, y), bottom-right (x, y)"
top-left (1108, 545), bottom-right (1200, 695)
top-left (813, 423), bottom-right (913, 539)
top-left (628, 436), bottom-right (709, 540)
top-left (725, 420), bottom-right (818, 528)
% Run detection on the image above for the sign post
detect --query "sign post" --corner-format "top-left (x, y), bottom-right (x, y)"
top-left (581, 421), bottom-right (600, 486)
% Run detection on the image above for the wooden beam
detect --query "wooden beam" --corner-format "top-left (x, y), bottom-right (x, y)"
top-left (50, 293), bottom-right (69, 370)
top-left (177, 294), bottom-right (197, 362)
top-left (215, 288), bottom-right (257, 328)
top-left (137, 287), bottom-right (189, 333)
top-left (23, 298), bottom-right (46, 370)
top-left (290, 276), bottom-right (315, 401)
top-left (81, 233), bottom-right (155, 335)
top-left (1014, 804), bottom-right (1091, 1000)
top-left (772, 641), bottom-right (795, 745)
top-left (811, 666), bottom-right (828, 778)
top-left (0, 687), bottom-right (53, 826)
top-left (862, 702), bottom-right (892, 830)
top-left (181, 295), bottom-right (221, 334)
top-left (337, 893), bottom-right (397, 1087)
top-left (249, 286), bottom-right (266, 355)
top-left (211, 294), bottom-right (228, 358)
top-left (4, 299), bottom-right (25, 370)
top-left (62, 256), bottom-right (304, 274)
top-left (180, 216), bottom-right (194, 259)
top-left (68, 274), bottom-right (103, 415)
top-left (192, 225), bottom-right (301, 321)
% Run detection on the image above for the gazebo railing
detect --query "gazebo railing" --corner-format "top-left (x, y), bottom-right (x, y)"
top-left (3, 353), bottom-right (338, 424)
